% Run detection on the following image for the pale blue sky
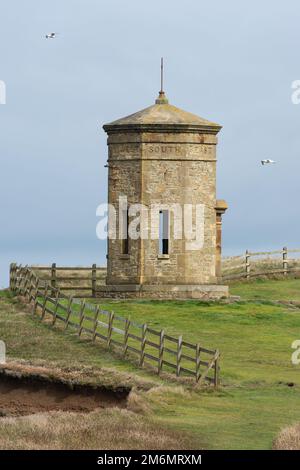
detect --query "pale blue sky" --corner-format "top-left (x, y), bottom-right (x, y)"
top-left (1, 0), bottom-right (300, 286)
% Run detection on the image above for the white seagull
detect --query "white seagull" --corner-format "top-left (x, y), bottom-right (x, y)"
top-left (261, 159), bottom-right (276, 165)
top-left (45, 32), bottom-right (57, 39)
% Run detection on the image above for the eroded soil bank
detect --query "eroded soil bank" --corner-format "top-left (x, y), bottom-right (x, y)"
top-left (0, 370), bottom-right (129, 416)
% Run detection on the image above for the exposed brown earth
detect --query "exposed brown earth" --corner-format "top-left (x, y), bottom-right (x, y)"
top-left (0, 370), bottom-right (128, 417)
top-left (0, 365), bottom-right (193, 450)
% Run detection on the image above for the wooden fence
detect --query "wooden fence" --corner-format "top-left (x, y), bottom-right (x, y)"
top-left (27, 263), bottom-right (106, 297)
top-left (9, 264), bottom-right (220, 387)
top-left (222, 247), bottom-right (300, 281)
top-left (25, 247), bottom-right (300, 297)
top-left (17, 246), bottom-right (300, 298)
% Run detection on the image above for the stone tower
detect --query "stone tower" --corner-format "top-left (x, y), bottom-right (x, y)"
top-left (99, 90), bottom-right (228, 299)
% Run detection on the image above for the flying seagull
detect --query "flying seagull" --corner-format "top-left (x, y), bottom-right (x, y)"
top-left (45, 32), bottom-right (57, 39)
top-left (261, 159), bottom-right (276, 165)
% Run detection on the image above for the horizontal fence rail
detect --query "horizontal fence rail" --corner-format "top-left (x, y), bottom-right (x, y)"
top-left (222, 247), bottom-right (300, 281)
top-left (23, 247), bottom-right (300, 297)
top-left (9, 264), bottom-right (220, 387)
top-left (27, 263), bottom-right (107, 297)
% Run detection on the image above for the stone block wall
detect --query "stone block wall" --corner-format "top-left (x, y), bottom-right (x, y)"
top-left (106, 130), bottom-right (218, 286)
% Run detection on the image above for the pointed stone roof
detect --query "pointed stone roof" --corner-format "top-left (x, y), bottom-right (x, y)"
top-left (103, 92), bottom-right (222, 134)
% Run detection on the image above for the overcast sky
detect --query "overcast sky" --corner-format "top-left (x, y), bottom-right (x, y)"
top-left (1, 0), bottom-right (300, 286)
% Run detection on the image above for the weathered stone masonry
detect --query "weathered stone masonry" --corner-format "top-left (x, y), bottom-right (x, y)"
top-left (98, 91), bottom-right (228, 299)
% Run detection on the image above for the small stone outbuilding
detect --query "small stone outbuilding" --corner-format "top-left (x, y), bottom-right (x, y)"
top-left (98, 90), bottom-right (228, 299)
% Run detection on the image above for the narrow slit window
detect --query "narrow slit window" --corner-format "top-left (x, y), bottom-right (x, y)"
top-left (121, 209), bottom-right (129, 255)
top-left (159, 210), bottom-right (169, 255)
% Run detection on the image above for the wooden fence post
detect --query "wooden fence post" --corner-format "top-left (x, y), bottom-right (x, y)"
top-left (176, 335), bottom-right (183, 377)
top-left (245, 250), bottom-right (251, 280)
top-left (52, 289), bottom-right (60, 326)
top-left (123, 318), bottom-right (130, 356)
top-left (13, 263), bottom-right (17, 291)
top-left (9, 263), bottom-right (13, 290)
top-left (21, 268), bottom-right (27, 296)
top-left (283, 246), bottom-right (288, 276)
top-left (92, 264), bottom-right (97, 298)
top-left (26, 271), bottom-right (31, 299)
top-left (41, 284), bottom-right (49, 320)
top-left (32, 277), bottom-right (40, 315)
top-left (29, 272), bottom-right (34, 301)
top-left (214, 351), bottom-right (220, 389)
top-left (13, 263), bottom-right (18, 291)
top-left (28, 272), bottom-right (35, 302)
top-left (20, 267), bottom-right (26, 294)
top-left (18, 266), bottom-right (24, 295)
top-left (26, 269), bottom-right (32, 298)
top-left (14, 265), bottom-right (21, 293)
top-left (78, 300), bottom-right (86, 336)
top-left (33, 273), bottom-right (39, 298)
top-left (65, 296), bottom-right (74, 330)
top-left (196, 343), bottom-right (201, 382)
top-left (51, 263), bottom-right (57, 293)
top-left (9, 263), bottom-right (15, 291)
top-left (92, 306), bottom-right (100, 341)
top-left (23, 269), bottom-right (30, 298)
top-left (23, 268), bottom-right (28, 295)
top-left (158, 329), bottom-right (165, 375)
top-left (140, 324), bottom-right (147, 367)
top-left (19, 266), bottom-right (26, 294)
top-left (198, 350), bottom-right (220, 388)
top-left (107, 311), bottom-right (114, 347)
top-left (20, 267), bottom-right (26, 295)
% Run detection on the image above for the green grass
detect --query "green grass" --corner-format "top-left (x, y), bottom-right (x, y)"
top-left (142, 384), bottom-right (300, 450)
top-left (2, 279), bottom-right (300, 449)
top-left (88, 298), bottom-right (300, 386)
top-left (230, 277), bottom-right (300, 303)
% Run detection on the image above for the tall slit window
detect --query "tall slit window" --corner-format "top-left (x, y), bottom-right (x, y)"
top-left (159, 210), bottom-right (169, 255)
top-left (121, 209), bottom-right (129, 255)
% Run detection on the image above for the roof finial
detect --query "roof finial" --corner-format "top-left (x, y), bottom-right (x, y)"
top-left (160, 57), bottom-right (164, 93)
top-left (155, 57), bottom-right (168, 104)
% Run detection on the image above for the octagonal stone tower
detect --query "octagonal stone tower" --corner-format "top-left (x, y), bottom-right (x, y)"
top-left (99, 90), bottom-right (228, 299)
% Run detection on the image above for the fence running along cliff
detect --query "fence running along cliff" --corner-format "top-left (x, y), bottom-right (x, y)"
top-left (222, 247), bottom-right (300, 281)
top-left (9, 264), bottom-right (220, 387)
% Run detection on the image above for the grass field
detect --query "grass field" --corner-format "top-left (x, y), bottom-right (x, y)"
top-left (230, 277), bottom-right (300, 303)
top-left (1, 278), bottom-right (300, 449)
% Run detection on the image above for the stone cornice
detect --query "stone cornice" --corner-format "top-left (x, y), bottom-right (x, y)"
top-left (103, 123), bottom-right (222, 135)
